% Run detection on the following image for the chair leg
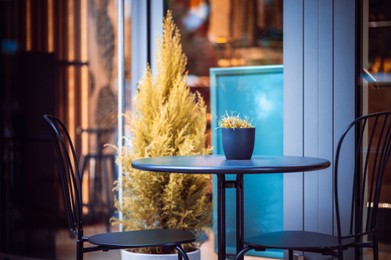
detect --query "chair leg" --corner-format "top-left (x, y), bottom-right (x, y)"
top-left (79, 155), bottom-right (87, 181)
top-left (76, 239), bottom-right (83, 260)
top-left (235, 246), bottom-right (252, 260)
top-left (337, 247), bottom-right (344, 260)
top-left (175, 245), bottom-right (189, 260)
top-left (373, 239), bottom-right (379, 260)
top-left (102, 158), bottom-right (111, 232)
top-left (288, 250), bottom-right (293, 260)
top-left (80, 155), bottom-right (94, 218)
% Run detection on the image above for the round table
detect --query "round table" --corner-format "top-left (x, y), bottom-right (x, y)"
top-left (132, 155), bottom-right (331, 260)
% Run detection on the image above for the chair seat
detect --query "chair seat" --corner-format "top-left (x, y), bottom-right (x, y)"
top-left (243, 231), bottom-right (355, 251)
top-left (88, 229), bottom-right (196, 249)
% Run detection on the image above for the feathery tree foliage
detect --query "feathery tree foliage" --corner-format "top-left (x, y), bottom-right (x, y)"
top-left (114, 11), bottom-right (212, 254)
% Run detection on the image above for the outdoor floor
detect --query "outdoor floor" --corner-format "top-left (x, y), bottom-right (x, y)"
top-left (1, 223), bottom-right (388, 259)
top-left (54, 223), bottom-right (391, 260)
top-left (55, 224), bottom-right (265, 260)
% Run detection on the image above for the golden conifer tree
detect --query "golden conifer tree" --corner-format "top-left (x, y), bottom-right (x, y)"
top-left (115, 11), bottom-right (212, 254)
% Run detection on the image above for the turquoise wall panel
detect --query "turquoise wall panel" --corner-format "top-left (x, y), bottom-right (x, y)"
top-left (210, 65), bottom-right (283, 258)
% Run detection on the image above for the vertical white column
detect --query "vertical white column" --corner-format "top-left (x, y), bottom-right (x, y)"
top-left (131, 0), bottom-right (148, 95)
top-left (150, 1), bottom-right (163, 74)
top-left (283, 0), bottom-right (304, 231)
top-left (317, 0), bottom-right (334, 235)
top-left (283, 0), bottom-right (356, 250)
top-left (333, 0), bottom-right (356, 245)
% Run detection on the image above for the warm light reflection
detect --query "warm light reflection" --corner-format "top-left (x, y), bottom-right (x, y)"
top-left (217, 59), bottom-right (230, 67)
top-left (47, 0), bottom-right (54, 52)
top-left (370, 57), bottom-right (391, 73)
top-left (67, 0), bottom-right (75, 139)
top-left (68, 67), bottom-right (75, 141)
top-left (26, 0), bottom-right (32, 50)
top-left (81, 66), bottom-right (88, 155)
top-left (217, 58), bottom-right (246, 67)
top-left (81, 0), bottom-right (88, 61)
top-left (80, 0), bottom-right (89, 212)
top-left (215, 37), bottom-right (228, 44)
top-left (190, 0), bottom-right (202, 8)
top-left (68, 0), bottom-right (75, 60)
top-left (81, 0), bottom-right (89, 154)
top-left (367, 202), bottom-right (391, 208)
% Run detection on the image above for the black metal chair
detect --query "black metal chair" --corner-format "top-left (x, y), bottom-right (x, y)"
top-left (236, 112), bottom-right (391, 260)
top-left (43, 114), bottom-right (195, 260)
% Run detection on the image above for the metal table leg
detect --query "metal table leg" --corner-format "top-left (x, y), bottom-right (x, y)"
top-left (236, 173), bottom-right (244, 260)
top-left (217, 174), bottom-right (226, 260)
top-left (217, 173), bottom-right (245, 260)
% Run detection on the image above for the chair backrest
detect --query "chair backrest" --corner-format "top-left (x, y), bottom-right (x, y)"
top-left (335, 112), bottom-right (391, 242)
top-left (44, 114), bottom-right (83, 238)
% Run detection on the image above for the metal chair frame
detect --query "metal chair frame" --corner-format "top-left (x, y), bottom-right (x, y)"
top-left (44, 114), bottom-right (194, 260)
top-left (236, 111), bottom-right (391, 260)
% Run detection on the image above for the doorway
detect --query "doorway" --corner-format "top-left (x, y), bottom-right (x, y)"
top-left (360, 0), bottom-right (391, 256)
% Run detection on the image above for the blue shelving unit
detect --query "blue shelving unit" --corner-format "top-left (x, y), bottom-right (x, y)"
top-left (210, 65), bottom-right (284, 258)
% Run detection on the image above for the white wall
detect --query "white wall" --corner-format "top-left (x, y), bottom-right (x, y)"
top-left (283, 0), bottom-right (357, 258)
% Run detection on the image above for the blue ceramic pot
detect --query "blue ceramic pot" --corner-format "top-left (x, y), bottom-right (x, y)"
top-left (222, 128), bottom-right (255, 160)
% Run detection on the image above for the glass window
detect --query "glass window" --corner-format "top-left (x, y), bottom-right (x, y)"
top-left (165, 0), bottom-right (282, 146)
top-left (165, 0), bottom-right (283, 81)
top-left (361, 0), bottom-right (391, 254)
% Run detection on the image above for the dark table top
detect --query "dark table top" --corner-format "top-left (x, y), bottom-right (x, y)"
top-left (131, 155), bottom-right (331, 174)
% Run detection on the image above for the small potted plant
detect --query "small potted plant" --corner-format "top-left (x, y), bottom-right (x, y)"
top-left (218, 111), bottom-right (255, 160)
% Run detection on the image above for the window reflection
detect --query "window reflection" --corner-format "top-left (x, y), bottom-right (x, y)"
top-left (166, 0), bottom-right (283, 84)
top-left (367, 0), bottom-right (391, 75)
top-left (165, 0), bottom-right (282, 146)
top-left (361, 0), bottom-right (391, 251)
